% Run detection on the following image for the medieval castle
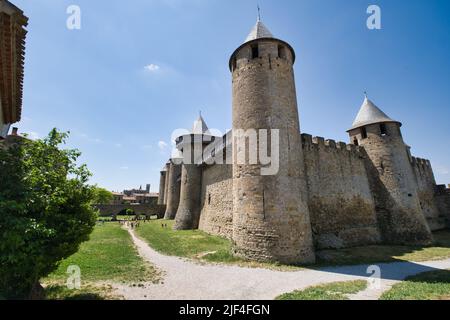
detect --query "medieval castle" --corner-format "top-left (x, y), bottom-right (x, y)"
top-left (158, 17), bottom-right (450, 264)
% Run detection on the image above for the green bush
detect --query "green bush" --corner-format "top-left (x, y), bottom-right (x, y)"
top-left (0, 129), bottom-right (97, 299)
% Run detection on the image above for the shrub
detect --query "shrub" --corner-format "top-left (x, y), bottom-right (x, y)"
top-left (0, 129), bottom-right (97, 299)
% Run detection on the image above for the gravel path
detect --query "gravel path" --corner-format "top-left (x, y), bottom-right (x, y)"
top-left (112, 227), bottom-right (450, 300)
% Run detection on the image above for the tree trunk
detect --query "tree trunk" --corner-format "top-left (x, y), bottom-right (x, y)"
top-left (28, 282), bottom-right (45, 300)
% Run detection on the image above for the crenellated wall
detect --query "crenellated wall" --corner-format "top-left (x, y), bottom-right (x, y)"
top-left (411, 157), bottom-right (446, 231)
top-left (436, 185), bottom-right (450, 228)
top-left (198, 164), bottom-right (233, 238)
top-left (301, 133), bottom-right (381, 249)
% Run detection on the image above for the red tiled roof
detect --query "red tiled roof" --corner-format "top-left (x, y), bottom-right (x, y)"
top-left (0, 1), bottom-right (28, 124)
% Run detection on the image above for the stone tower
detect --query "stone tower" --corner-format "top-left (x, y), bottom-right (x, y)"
top-left (348, 96), bottom-right (432, 245)
top-left (229, 17), bottom-right (315, 264)
top-left (174, 115), bottom-right (212, 230)
top-left (163, 152), bottom-right (182, 220)
top-left (157, 166), bottom-right (167, 205)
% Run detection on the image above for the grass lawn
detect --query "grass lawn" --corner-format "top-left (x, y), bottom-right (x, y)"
top-left (136, 220), bottom-right (238, 262)
top-left (42, 222), bottom-right (160, 300)
top-left (136, 220), bottom-right (450, 270)
top-left (135, 220), bottom-right (299, 270)
top-left (380, 270), bottom-right (450, 300)
top-left (276, 280), bottom-right (368, 300)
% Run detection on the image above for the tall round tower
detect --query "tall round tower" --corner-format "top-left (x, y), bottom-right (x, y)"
top-left (348, 96), bottom-right (432, 245)
top-left (229, 17), bottom-right (315, 264)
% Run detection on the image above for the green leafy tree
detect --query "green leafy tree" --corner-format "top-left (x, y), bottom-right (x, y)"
top-left (0, 129), bottom-right (97, 299)
top-left (92, 186), bottom-right (113, 205)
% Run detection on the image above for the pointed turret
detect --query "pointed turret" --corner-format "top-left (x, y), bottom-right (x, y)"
top-left (348, 96), bottom-right (401, 131)
top-left (348, 95), bottom-right (432, 245)
top-left (245, 19), bottom-right (274, 43)
top-left (192, 114), bottom-right (209, 135)
top-left (229, 11), bottom-right (315, 264)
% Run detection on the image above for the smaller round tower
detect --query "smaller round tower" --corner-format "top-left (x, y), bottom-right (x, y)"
top-left (174, 115), bottom-right (213, 230)
top-left (163, 162), bottom-right (170, 205)
top-left (163, 155), bottom-right (182, 220)
top-left (348, 96), bottom-right (432, 245)
top-left (157, 166), bottom-right (167, 205)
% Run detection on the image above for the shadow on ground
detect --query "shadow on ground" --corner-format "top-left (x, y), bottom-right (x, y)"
top-left (309, 230), bottom-right (450, 281)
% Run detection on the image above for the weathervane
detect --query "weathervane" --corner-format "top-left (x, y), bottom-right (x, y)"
top-left (257, 4), bottom-right (261, 21)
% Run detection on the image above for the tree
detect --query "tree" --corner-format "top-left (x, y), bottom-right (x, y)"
top-left (92, 186), bottom-right (113, 205)
top-left (0, 129), bottom-right (97, 299)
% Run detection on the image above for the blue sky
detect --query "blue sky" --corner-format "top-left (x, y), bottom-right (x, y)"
top-left (13, 0), bottom-right (450, 191)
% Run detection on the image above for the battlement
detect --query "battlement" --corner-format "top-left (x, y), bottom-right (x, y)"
top-left (301, 133), bottom-right (364, 157)
top-left (411, 156), bottom-right (432, 168)
top-left (436, 184), bottom-right (450, 195)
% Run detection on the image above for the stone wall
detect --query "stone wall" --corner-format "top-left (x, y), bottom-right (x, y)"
top-left (412, 157), bottom-right (446, 231)
top-left (96, 201), bottom-right (165, 218)
top-left (301, 134), bottom-right (381, 249)
top-left (436, 185), bottom-right (450, 228)
top-left (198, 163), bottom-right (233, 239)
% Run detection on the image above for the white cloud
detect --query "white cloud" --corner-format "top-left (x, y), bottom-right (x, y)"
top-left (158, 141), bottom-right (168, 150)
top-left (119, 166), bottom-right (129, 170)
top-left (25, 132), bottom-right (40, 140)
top-left (78, 132), bottom-right (103, 144)
top-left (115, 143), bottom-right (123, 148)
top-left (144, 64), bottom-right (160, 72)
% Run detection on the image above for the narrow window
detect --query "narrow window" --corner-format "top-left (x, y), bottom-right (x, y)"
top-left (361, 127), bottom-right (368, 139)
top-left (232, 57), bottom-right (237, 71)
top-left (278, 45), bottom-right (287, 59)
top-left (353, 138), bottom-right (359, 146)
top-left (208, 193), bottom-right (211, 205)
top-left (251, 45), bottom-right (259, 59)
top-left (380, 123), bottom-right (387, 136)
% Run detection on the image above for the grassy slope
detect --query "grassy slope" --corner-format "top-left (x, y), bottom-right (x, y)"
top-left (380, 270), bottom-right (450, 300)
top-left (135, 220), bottom-right (237, 261)
top-left (276, 280), bottom-right (368, 300)
top-left (43, 223), bottom-right (160, 299)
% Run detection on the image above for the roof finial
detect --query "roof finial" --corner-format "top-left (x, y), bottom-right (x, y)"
top-left (364, 91), bottom-right (368, 99)
top-left (257, 4), bottom-right (261, 21)
top-left (199, 110), bottom-right (202, 118)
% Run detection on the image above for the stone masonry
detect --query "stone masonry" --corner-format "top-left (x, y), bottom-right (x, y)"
top-left (157, 17), bottom-right (449, 264)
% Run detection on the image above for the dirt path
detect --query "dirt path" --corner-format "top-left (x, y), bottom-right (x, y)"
top-left (112, 227), bottom-right (450, 300)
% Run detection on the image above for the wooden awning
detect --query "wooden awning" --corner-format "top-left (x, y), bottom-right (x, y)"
top-left (0, 0), bottom-right (28, 125)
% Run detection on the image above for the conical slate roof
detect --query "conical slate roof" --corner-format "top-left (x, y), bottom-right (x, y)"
top-left (245, 19), bottom-right (274, 43)
top-left (192, 115), bottom-right (209, 134)
top-left (348, 97), bottom-right (401, 131)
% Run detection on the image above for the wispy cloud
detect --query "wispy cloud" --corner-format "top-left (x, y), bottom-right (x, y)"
top-left (78, 132), bottom-right (103, 144)
top-left (119, 166), bottom-right (129, 170)
top-left (144, 64), bottom-right (160, 72)
top-left (158, 141), bottom-right (168, 150)
top-left (24, 132), bottom-right (40, 140)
